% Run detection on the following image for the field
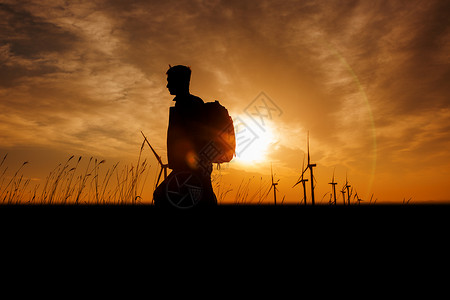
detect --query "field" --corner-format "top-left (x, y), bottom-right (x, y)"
top-left (0, 145), bottom-right (406, 206)
top-left (0, 149), bottom-right (150, 204)
top-left (0, 147), bottom-right (277, 205)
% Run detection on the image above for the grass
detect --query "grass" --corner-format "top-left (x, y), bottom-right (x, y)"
top-left (0, 150), bottom-right (275, 205)
top-left (0, 143), bottom-right (151, 204)
top-left (0, 154), bottom-right (30, 204)
top-left (0, 141), bottom-right (387, 205)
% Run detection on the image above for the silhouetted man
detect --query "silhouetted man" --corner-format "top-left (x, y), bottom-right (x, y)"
top-left (153, 65), bottom-right (217, 208)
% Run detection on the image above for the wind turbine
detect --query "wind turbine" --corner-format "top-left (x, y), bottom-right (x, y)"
top-left (293, 133), bottom-right (316, 205)
top-left (306, 132), bottom-right (317, 205)
top-left (341, 189), bottom-right (346, 205)
top-left (268, 163), bottom-right (279, 205)
top-left (141, 131), bottom-right (169, 189)
top-left (343, 173), bottom-right (351, 205)
top-left (293, 155), bottom-right (308, 205)
top-left (328, 168), bottom-right (338, 205)
top-left (354, 189), bottom-right (363, 205)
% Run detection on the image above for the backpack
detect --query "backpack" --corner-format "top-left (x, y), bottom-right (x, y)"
top-left (200, 100), bottom-right (235, 164)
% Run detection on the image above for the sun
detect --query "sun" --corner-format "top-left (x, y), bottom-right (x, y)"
top-left (233, 116), bottom-right (276, 164)
top-left (236, 134), bottom-right (270, 163)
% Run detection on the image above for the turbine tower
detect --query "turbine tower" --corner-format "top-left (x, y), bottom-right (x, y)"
top-left (293, 133), bottom-right (316, 205)
top-left (344, 174), bottom-right (351, 205)
top-left (307, 132), bottom-right (317, 205)
top-left (341, 189), bottom-right (346, 205)
top-left (293, 155), bottom-right (308, 205)
top-left (328, 168), bottom-right (338, 205)
top-left (354, 189), bottom-right (363, 205)
top-left (268, 163), bottom-right (279, 205)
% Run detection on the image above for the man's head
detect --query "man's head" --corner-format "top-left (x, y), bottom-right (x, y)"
top-left (166, 65), bottom-right (191, 95)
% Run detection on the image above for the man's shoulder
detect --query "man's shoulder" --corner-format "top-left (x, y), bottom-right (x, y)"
top-left (173, 94), bottom-right (205, 112)
top-left (189, 94), bottom-right (204, 105)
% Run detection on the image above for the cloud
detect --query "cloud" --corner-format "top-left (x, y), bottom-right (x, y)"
top-left (0, 2), bottom-right (80, 56)
top-left (0, 1), bottom-right (167, 158)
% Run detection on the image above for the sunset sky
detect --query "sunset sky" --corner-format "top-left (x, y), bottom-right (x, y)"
top-left (1, 0), bottom-right (449, 204)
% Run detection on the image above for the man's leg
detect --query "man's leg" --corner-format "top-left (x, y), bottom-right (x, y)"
top-left (199, 174), bottom-right (217, 206)
top-left (153, 172), bottom-right (174, 207)
top-left (154, 170), bottom-right (216, 208)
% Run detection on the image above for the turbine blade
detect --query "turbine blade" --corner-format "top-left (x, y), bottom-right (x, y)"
top-left (302, 166), bottom-right (309, 176)
top-left (307, 131), bottom-right (310, 165)
top-left (332, 167), bottom-right (336, 182)
top-left (294, 167), bottom-right (309, 186)
top-left (302, 154), bottom-right (305, 173)
top-left (271, 163), bottom-right (274, 184)
top-left (141, 131), bottom-right (164, 166)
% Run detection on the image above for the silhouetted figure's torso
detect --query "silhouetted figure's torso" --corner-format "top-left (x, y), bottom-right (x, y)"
top-left (167, 93), bottom-right (209, 172)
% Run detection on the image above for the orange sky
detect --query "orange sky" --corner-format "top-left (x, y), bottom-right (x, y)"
top-left (1, 0), bottom-right (449, 204)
